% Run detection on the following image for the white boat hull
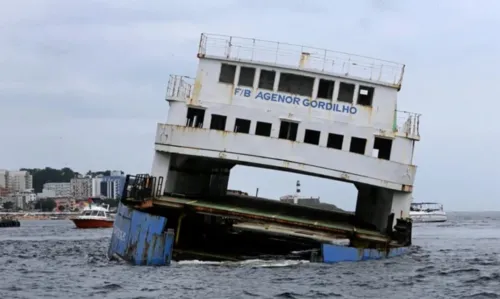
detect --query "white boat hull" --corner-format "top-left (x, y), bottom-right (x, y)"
top-left (409, 211), bottom-right (447, 223)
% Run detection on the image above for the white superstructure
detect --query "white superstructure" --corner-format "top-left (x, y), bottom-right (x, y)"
top-left (410, 202), bottom-right (447, 223)
top-left (151, 33), bottom-right (421, 233)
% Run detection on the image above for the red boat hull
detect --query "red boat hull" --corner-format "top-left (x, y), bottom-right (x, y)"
top-left (71, 219), bottom-right (114, 229)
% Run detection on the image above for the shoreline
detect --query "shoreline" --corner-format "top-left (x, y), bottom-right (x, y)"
top-left (15, 216), bottom-right (73, 221)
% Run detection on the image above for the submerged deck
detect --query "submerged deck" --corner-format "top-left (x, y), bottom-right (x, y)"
top-left (111, 174), bottom-right (413, 264)
top-left (149, 193), bottom-right (394, 245)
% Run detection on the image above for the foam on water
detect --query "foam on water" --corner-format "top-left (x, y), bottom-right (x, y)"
top-left (176, 259), bottom-right (310, 268)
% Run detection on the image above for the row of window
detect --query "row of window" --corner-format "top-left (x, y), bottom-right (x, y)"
top-left (82, 210), bottom-right (106, 217)
top-left (185, 108), bottom-right (392, 160)
top-left (219, 63), bottom-right (375, 106)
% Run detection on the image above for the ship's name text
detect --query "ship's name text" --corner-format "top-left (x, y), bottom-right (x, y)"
top-left (234, 88), bottom-right (357, 115)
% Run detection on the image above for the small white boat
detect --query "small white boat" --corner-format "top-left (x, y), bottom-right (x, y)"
top-left (409, 202), bottom-right (447, 223)
top-left (70, 204), bottom-right (114, 229)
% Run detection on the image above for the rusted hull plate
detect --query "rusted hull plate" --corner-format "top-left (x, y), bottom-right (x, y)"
top-left (108, 202), bottom-right (174, 266)
top-left (321, 243), bottom-right (409, 263)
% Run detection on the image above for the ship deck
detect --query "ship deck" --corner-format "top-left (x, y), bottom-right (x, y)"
top-left (150, 193), bottom-right (392, 245)
top-left (117, 173), bottom-right (411, 262)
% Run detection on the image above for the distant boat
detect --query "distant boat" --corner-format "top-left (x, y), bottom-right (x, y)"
top-left (70, 202), bottom-right (114, 229)
top-left (409, 202), bottom-right (447, 223)
top-left (0, 217), bottom-right (20, 227)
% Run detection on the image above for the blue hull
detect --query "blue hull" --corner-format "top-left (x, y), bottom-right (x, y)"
top-left (321, 244), bottom-right (408, 263)
top-left (108, 203), bottom-right (175, 266)
top-left (108, 202), bottom-right (409, 265)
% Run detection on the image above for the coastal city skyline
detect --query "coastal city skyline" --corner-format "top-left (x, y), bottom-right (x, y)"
top-left (0, 168), bottom-right (125, 211)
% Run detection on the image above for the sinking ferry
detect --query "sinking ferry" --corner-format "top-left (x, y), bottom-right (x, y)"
top-left (108, 33), bottom-right (421, 265)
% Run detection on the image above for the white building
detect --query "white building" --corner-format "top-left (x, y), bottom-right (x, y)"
top-left (110, 170), bottom-right (124, 177)
top-left (150, 33), bottom-right (421, 233)
top-left (90, 175), bottom-right (123, 199)
top-left (91, 177), bottom-right (103, 197)
top-left (0, 170), bottom-right (33, 192)
top-left (70, 177), bottom-right (92, 199)
top-left (9, 190), bottom-right (36, 210)
top-left (104, 180), bottom-right (120, 199)
top-left (43, 182), bottom-right (71, 197)
top-left (0, 170), bottom-right (7, 189)
top-left (37, 189), bottom-right (57, 199)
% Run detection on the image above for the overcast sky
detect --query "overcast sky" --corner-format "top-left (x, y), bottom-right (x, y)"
top-left (1, 0), bottom-right (499, 211)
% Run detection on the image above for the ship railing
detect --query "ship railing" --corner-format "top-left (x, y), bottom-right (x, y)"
top-left (395, 110), bottom-right (421, 138)
top-left (166, 75), bottom-right (194, 101)
top-left (198, 33), bottom-right (405, 88)
top-left (120, 174), bottom-right (164, 205)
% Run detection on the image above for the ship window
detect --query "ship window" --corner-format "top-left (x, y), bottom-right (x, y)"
top-left (317, 79), bottom-right (335, 100)
top-left (91, 211), bottom-right (99, 216)
top-left (278, 121), bottom-right (298, 141)
top-left (349, 137), bottom-right (366, 155)
top-left (219, 63), bottom-right (236, 84)
top-left (238, 67), bottom-right (256, 87)
top-left (210, 114), bottom-right (227, 131)
top-left (255, 121), bottom-right (272, 136)
top-left (98, 211), bottom-right (105, 217)
top-left (258, 70), bottom-right (276, 90)
top-left (374, 137), bottom-right (392, 160)
top-left (186, 107), bottom-right (205, 128)
top-left (234, 118), bottom-right (251, 133)
top-left (278, 73), bottom-right (314, 97)
top-left (337, 82), bottom-right (355, 103)
top-left (327, 133), bottom-right (344, 150)
top-left (304, 129), bottom-right (320, 145)
top-left (358, 86), bottom-right (374, 106)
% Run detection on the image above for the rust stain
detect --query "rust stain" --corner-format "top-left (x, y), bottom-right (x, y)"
top-left (357, 104), bottom-right (373, 125)
top-left (357, 247), bottom-right (364, 259)
top-left (340, 173), bottom-right (349, 180)
top-left (150, 236), bottom-right (159, 260)
top-left (174, 125), bottom-right (203, 133)
top-left (134, 199), bottom-right (153, 210)
top-left (299, 52), bottom-right (311, 68)
top-left (142, 227), bottom-right (151, 262)
top-left (190, 71), bottom-right (203, 105)
top-left (125, 241), bottom-right (137, 260)
top-left (402, 185), bottom-right (413, 192)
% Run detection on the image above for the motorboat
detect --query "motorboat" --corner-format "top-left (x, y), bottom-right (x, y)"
top-left (409, 202), bottom-right (447, 223)
top-left (70, 203), bottom-right (114, 229)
